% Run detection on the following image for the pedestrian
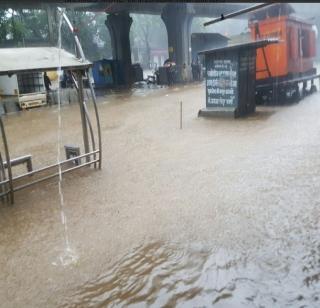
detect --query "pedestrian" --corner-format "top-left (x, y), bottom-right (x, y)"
top-left (44, 72), bottom-right (51, 91)
top-left (168, 62), bottom-right (174, 86)
top-left (196, 64), bottom-right (201, 81)
top-left (182, 63), bottom-right (188, 84)
top-left (192, 62), bottom-right (196, 81)
top-left (43, 72), bottom-right (52, 105)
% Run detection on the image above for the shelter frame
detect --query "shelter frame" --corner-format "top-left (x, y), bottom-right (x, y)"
top-left (0, 47), bottom-right (102, 204)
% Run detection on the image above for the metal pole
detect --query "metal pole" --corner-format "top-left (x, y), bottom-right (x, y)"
top-left (0, 117), bottom-right (14, 204)
top-left (83, 101), bottom-right (96, 168)
top-left (76, 70), bottom-right (90, 162)
top-left (11, 150), bottom-right (99, 182)
top-left (0, 151), bottom-right (99, 200)
top-left (87, 69), bottom-right (102, 169)
top-left (57, 7), bottom-right (86, 61)
top-left (0, 152), bottom-right (8, 203)
top-left (71, 70), bottom-right (101, 169)
top-left (204, 3), bottom-right (272, 27)
top-left (180, 101), bottom-right (182, 129)
top-left (14, 159), bottom-right (99, 192)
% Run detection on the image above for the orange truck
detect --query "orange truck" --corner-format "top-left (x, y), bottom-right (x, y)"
top-left (249, 4), bottom-right (319, 103)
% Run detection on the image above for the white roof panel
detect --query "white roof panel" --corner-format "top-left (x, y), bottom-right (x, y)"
top-left (0, 47), bottom-right (91, 75)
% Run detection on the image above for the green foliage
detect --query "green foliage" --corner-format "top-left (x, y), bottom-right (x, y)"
top-left (0, 12), bottom-right (9, 42)
top-left (11, 19), bottom-right (25, 43)
top-left (61, 10), bottom-right (112, 61)
top-left (0, 8), bottom-right (112, 61)
top-left (0, 9), bottom-right (48, 45)
top-left (20, 9), bottom-right (49, 41)
top-left (0, 8), bottom-right (169, 65)
top-left (131, 14), bottom-right (167, 49)
top-left (130, 14), bottom-right (168, 67)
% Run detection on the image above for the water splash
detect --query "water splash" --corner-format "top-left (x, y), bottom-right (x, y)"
top-left (53, 8), bottom-right (78, 267)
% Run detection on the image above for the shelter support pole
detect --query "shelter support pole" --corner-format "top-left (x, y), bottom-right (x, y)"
top-left (0, 117), bottom-right (14, 204)
top-left (87, 69), bottom-right (102, 169)
top-left (82, 101), bottom-right (96, 168)
top-left (76, 70), bottom-right (90, 162)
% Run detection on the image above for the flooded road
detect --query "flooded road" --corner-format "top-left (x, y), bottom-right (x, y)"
top-left (0, 83), bottom-right (320, 307)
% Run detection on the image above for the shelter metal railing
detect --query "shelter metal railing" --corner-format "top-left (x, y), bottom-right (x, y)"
top-left (0, 8), bottom-right (102, 204)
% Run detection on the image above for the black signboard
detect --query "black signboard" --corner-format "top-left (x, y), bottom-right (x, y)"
top-left (206, 56), bottom-right (238, 108)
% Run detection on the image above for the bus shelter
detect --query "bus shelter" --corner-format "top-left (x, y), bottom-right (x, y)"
top-left (0, 47), bottom-right (102, 204)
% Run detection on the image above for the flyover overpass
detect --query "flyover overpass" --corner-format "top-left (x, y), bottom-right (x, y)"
top-left (0, 1), bottom-right (248, 85)
top-left (85, 2), bottom-right (247, 83)
top-left (85, 2), bottom-right (247, 84)
top-left (78, 2), bottom-right (245, 17)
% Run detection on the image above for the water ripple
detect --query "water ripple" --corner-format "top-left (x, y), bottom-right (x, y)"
top-left (62, 228), bottom-right (320, 307)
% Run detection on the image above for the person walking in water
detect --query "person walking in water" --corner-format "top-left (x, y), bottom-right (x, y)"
top-left (44, 72), bottom-right (52, 105)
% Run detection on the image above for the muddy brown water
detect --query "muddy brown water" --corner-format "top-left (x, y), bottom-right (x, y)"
top-left (0, 83), bottom-right (320, 307)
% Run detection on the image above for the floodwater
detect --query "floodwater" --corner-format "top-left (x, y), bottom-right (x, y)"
top-left (0, 83), bottom-right (320, 307)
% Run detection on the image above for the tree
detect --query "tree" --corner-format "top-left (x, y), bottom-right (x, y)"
top-left (0, 8), bottom-right (112, 61)
top-left (130, 14), bottom-right (168, 68)
top-left (19, 9), bottom-right (49, 41)
top-left (131, 15), bottom-right (153, 68)
top-left (0, 9), bottom-right (26, 46)
top-left (61, 10), bottom-right (112, 61)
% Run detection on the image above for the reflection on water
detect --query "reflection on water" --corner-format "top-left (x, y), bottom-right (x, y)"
top-left (65, 228), bottom-right (320, 308)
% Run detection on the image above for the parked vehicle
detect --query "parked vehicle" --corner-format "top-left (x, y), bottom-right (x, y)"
top-left (249, 3), bottom-right (318, 103)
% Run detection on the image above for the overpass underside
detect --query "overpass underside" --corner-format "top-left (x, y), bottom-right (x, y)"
top-left (0, 2), bottom-right (246, 86)
top-left (102, 3), bottom-right (246, 85)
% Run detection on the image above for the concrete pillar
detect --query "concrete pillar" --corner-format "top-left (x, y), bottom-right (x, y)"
top-left (161, 3), bottom-right (194, 82)
top-left (105, 13), bottom-right (133, 86)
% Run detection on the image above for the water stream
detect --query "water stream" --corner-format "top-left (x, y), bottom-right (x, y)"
top-left (52, 8), bottom-right (78, 267)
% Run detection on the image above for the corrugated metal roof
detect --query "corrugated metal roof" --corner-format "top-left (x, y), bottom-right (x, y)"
top-left (0, 47), bottom-right (91, 75)
top-left (198, 39), bottom-right (279, 55)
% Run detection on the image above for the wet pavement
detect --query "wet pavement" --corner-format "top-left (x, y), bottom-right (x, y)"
top-left (0, 83), bottom-right (320, 307)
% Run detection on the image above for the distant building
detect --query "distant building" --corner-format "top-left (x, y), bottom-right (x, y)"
top-left (150, 48), bottom-right (168, 68)
top-left (191, 33), bottom-right (229, 63)
top-left (132, 47), bottom-right (168, 69)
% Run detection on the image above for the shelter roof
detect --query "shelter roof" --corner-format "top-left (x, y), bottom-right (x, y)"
top-left (0, 47), bottom-right (91, 75)
top-left (198, 39), bottom-right (279, 55)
